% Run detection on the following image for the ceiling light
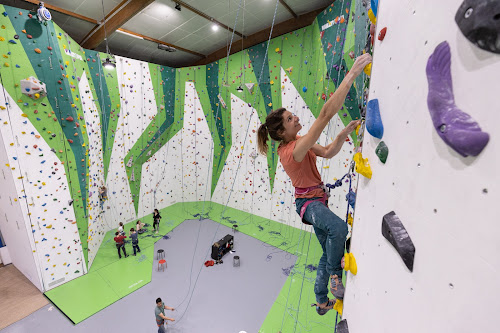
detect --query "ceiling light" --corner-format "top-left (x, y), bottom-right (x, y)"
top-left (212, 24), bottom-right (219, 31)
top-left (117, 30), bottom-right (144, 40)
top-left (175, 2), bottom-right (181, 11)
top-left (102, 57), bottom-right (116, 69)
top-left (236, 86), bottom-right (244, 93)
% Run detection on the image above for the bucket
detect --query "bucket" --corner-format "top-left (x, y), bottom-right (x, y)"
top-left (233, 255), bottom-right (240, 267)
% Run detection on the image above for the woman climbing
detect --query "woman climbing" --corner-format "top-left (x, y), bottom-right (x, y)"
top-left (257, 53), bottom-right (372, 315)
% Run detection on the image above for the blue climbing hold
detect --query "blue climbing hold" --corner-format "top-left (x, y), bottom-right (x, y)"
top-left (371, 0), bottom-right (378, 17)
top-left (366, 99), bottom-right (384, 139)
top-left (346, 190), bottom-right (356, 209)
top-left (302, 87), bottom-right (307, 92)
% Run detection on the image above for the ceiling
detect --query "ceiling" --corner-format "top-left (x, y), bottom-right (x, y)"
top-left (0, 0), bottom-right (332, 67)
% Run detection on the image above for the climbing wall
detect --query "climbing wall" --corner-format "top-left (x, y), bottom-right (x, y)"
top-left (0, 0), bottom-right (370, 294)
top-left (344, 0), bottom-right (500, 332)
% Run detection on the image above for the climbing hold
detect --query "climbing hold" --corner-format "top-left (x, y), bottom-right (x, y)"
top-left (8, 40), bottom-right (17, 44)
top-left (455, 0), bottom-right (500, 54)
top-left (366, 99), bottom-right (384, 139)
top-left (363, 63), bottom-right (372, 76)
top-left (343, 252), bottom-right (357, 275)
top-left (302, 87), bottom-right (307, 92)
top-left (382, 211), bottom-right (416, 272)
top-left (375, 141), bottom-right (389, 163)
top-left (34, 48), bottom-right (41, 54)
top-left (426, 41), bottom-right (489, 157)
top-left (378, 27), bottom-right (387, 41)
top-left (66, 116), bottom-right (74, 122)
top-left (368, 8), bottom-right (377, 24)
top-left (333, 299), bottom-right (343, 316)
top-left (349, 51), bottom-right (355, 59)
top-left (47, 46), bottom-right (52, 50)
top-left (68, 139), bottom-right (73, 143)
top-left (347, 213), bottom-right (353, 226)
top-left (346, 190), bottom-right (356, 208)
top-left (353, 152), bottom-right (372, 179)
top-left (336, 319), bottom-right (349, 333)
top-left (27, 35), bottom-right (32, 39)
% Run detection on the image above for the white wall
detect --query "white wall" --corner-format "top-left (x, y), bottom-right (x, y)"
top-left (344, 1), bottom-right (500, 332)
top-left (0, 85), bottom-right (86, 291)
top-left (79, 71), bottom-right (107, 268)
top-left (104, 57), bottom-right (158, 227)
top-left (0, 129), bottom-right (42, 290)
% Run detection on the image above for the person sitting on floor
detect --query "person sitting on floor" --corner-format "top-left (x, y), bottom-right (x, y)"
top-left (136, 220), bottom-right (146, 234)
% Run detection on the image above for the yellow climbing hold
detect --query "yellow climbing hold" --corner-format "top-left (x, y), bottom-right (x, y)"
top-left (275, 47), bottom-right (280, 53)
top-left (343, 252), bottom-right (357, 275)
top-left (21, 113), bottom-right (28, 117)
top-left (0, 37), bottom-right (4, 41)
top-left (363, 63), bottom-right (372, 76)
top-left (347, 213), bottom-right (353, 226)
top-left (353, 152), bottom-right (372, 179)
top-left (368, 8), bottom-right (377, 24)
top-left (268, 103), bottom-right (272, 107)
top-left (4, 62), bottom-right (9, 67)
top-left (46, 224), bottom-right (52, 228)
top-left (333, 299), bottom-right (343, 316)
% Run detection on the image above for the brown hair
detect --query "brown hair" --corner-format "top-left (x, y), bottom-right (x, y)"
top-left (257, 108), bottom-right (287, 155)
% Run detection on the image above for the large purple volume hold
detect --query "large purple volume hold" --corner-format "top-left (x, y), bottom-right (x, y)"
top-left (426, 41), bottom-right (489, 157)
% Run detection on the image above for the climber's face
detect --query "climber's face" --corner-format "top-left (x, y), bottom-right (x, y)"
top-left (282, 110), bottom-right (301, 141)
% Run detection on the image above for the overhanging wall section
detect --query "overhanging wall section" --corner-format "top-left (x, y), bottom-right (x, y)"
top-left (344, 0), bottom-right (500, 332)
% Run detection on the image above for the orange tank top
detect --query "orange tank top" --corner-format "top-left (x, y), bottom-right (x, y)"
top-left (277, 138), bottom-right (324, 199)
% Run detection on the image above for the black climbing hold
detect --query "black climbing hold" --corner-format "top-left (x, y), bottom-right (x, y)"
top-left (382, 211), bottom-right (415, 272)
top-left (455, 0), bottom-right (500, 54)
top-left (336, 319), bottom-right (349, 333)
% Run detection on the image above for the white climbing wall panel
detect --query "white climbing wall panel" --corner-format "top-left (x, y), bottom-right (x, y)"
top-left (344, 1), bottom-right (500, 332)
top-left (79, 71), bottom-right (106, 268)
top-left (0, 85), bottom-right (86, 291)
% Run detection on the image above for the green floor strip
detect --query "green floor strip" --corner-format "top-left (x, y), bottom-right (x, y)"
top-left (46, 201), bottom-right (343, 330)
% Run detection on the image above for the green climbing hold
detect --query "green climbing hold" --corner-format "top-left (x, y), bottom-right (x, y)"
top-left (376, 141), bottom-right (388, 164)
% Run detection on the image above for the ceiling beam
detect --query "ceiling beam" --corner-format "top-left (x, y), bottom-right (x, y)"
top-left (22, 0), bottom-right (98, 24)
top-left (192, 6), bottom-right (327, 66)
top-left (279, 0), bottom-right (298, 19)
top-left (81, 0), bottom-right (155, 50)
top-left (174, 0), bottom-right (245, 38)
top-left (117, 28), bottom-right (205, 59)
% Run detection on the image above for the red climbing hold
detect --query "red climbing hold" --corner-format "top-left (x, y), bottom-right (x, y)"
top-left (68, 139), bottom-right (73, 143)
top-left (66, 116), bottom-right (74, 122)
top-left (47, 46), bottom-right (52, 50)
top-left (378, 27), bottom-right (387, 41)
top-left (321, 93), bottom-right (327, 100)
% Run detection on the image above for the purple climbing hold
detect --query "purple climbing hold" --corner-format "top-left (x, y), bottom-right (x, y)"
top-left (426, 41), bottom-right (489, 157)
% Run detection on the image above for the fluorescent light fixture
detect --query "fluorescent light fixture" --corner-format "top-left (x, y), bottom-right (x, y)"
top-left (212, 24), bottom-right (219, 31)
top-left (158, 44), bottom-right (177, 52)
top-left (117, 30), bottom-right (144, 40)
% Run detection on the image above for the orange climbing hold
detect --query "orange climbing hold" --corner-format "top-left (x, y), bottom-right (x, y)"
top-left (378, 27), bottom-right (387, 41)
top-left (34, 48), bottom-right (41, 54)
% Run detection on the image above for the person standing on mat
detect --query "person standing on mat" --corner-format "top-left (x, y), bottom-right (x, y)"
top-left (114, 231), bottom-right (128, 259)
top-left (257, 53), bottom-right (372, 314)
top-left (153, 209), bottom-right (161, 234)
top-left (129, 228), bottom-right (141, 256)
top-left (117, 222), bottom-right (125, 236)
top-left (155, 297), bottom-right (175, 333)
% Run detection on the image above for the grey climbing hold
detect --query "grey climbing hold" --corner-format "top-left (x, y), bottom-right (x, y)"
top-left (382, 211), bottom-right (416, 272)
top-left (336, 319), bottom-right (349, 333)
top-left (455, 0), bottom-right (500, 54)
